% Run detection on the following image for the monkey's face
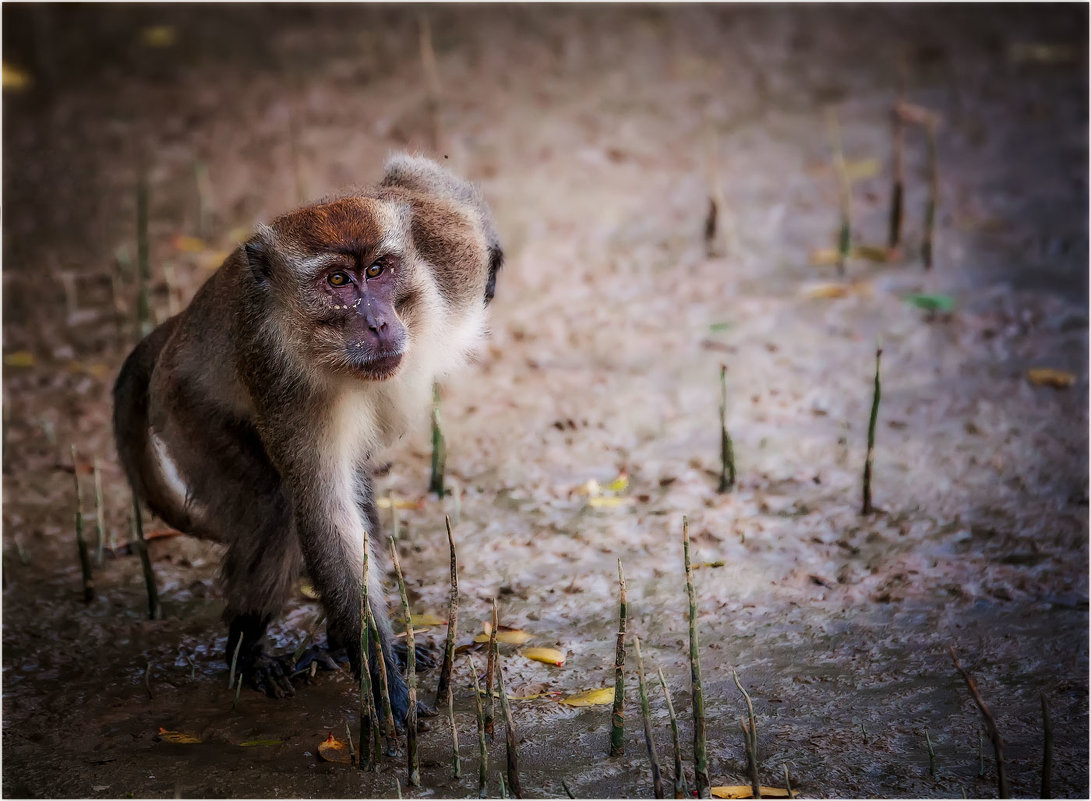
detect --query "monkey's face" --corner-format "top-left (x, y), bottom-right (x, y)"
top-left (246, 199), bottom-right (417, 382)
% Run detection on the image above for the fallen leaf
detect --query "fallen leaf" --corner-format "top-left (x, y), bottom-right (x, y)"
top-left (410, 612), bottom-right (447, 627)
top-left (196, 250), bottom-right (231, 270)
top-left (903, 293), bottom-right (955, 312)
top-left (801, 281), bottom-right (872, 299)
top-left (808, 248), bottom-right (840, 266)
top-left (156, 727), bottom-right (201, 744)
top-left (2, 62), bottom-right (31, 90)
top-left (172, 234), bottom-right (209, 253)
top-left (708, 321), bottom-right (732, 333)
top-left (588, 496), bottom-right (628, 508)
top-left (711, 786), bottom-right (795, 799)
top-left (605, 472), bottom-right (629, 493)
top-left (3, 351), bottom-right (36, 368)
top-left (852, 244), bottom-right (891, 263)
top-left (522, 647), bottom-right (566, 666)
top-left (1008, 42), bottom-right (1082, 65)
top-left (844, 157), bottom-right (881, 182)
top-left (475, 626), bottom-right (532, 646)
top-left (140, 26), bottom-right (176, 48)
top-left (65, 361), bottom-right (110, 379)
top-left (559, 687), bottom-right (615, 707)
top-left (694, 560), bottom-right (726, 570)
top-left (317, 732), bottom-right (351, 764)
top-left (1027, 368), bottom-right (1076, 388)
top-left (376, 496), bottom-right (424, 510)
top-left (239, 738), bottom-right (284, 747)
top-left (574, 479), bottom-right (602, 496)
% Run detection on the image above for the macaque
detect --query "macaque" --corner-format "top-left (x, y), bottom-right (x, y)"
top-left (113, 154), bottom-right (502, 719)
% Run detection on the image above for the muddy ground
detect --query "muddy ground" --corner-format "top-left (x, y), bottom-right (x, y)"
top-left (2, 4), bottom-right (1088, 799)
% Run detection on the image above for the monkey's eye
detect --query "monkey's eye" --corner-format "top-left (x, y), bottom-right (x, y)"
top-left (365, 262), bottom-right (384, 279)
top-left (328, 272), bottom-right (350, 287)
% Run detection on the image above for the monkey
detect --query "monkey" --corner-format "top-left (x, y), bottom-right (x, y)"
top-left (113, 154), bottom-right (502, 721)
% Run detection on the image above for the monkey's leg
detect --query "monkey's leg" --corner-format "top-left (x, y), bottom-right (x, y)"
top-left (221, 516), bottom-right (303, 699)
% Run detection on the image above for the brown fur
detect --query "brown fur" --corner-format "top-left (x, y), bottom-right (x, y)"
top-left (113, 154), bottom-right (502, 713)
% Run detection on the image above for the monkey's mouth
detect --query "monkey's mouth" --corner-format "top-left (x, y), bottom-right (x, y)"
top-left (352, 349), bottom-right (404, 379)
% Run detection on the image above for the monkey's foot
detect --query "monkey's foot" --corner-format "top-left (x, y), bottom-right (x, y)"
top-left (292, 641), bottom-right (348, 675)
top-left (243, 653), bottom-right (297, 699)
top-left (392, 640), bottom-right (439, 671)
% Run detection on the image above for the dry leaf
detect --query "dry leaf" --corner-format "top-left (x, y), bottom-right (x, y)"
top-left (801, 281), bottom-right (872, 299)
top-left (588, 496), bottom-right (628, 508)
top-left (410, 612), bottom-right (447, 627)
top-left (376, 496), bottom-right (424, 510)
top-left (475, 626), bottom-right (532, 646)
top-left (172, 234), bottom-right (209, 253)
top-left (1027, 368), bottom-right (1076, 388)
top-left (808, 248), bottom-right (840, 266)
top-left (3, 351), bottom-right (36, 368)
top-left (140, 26), bottom-right (176, 48)
top-left (239, 738), bottom-right (283, 747)
top-left (606, 472), bottom-right (629, 492)
top-left (2, 62), bottom-right (31, 90)
top-left (574, 479), bottom-right (602, 496)
top-left (65, 361), bottom-right (110, 379)
top-left (711, 786), bottom-right (795, 799)
top-left (156, 727), bottom-right (201, 744)
top-left (521, 647), bottom-right (566, 666)
top-left (852, 244), bottom-right (891, 263)
top-left (196, 250), bottom-right (231, 270)
top-left (559, 687), bottom-right (615, 707)
top-left (317, 732), bottom-right (351, 763)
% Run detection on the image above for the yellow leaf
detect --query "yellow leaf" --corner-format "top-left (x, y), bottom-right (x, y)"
top-left (376, 496), bottom-right (423, 510)
top-left (411, 612), bottom-right (447, 627)
top-left (157, 727), bottom-right (201, 744)
top-left (559, 687), bottom-right (615, 707)
top-left (196, 250), bottom-right (231, 270)
top-left (801, 281), bottom-right (872, 299)
top-left (605, 472), bottom-right (629, 493)
top-left (172, 234), bottom-right (209, 253)
top-left (843, 157), bottom-right (881, 182)
top-left (852, 244), bottom-right (891, 263)
top-left (65, 361), bottom-right (110, 379)
top-left (299, 583), bottom-right (319, 600)
top-left (3, 351), bottom-right (36, 368)
top-left (317, 732), bottom-right (351, 764)
top-left (1027, 368), bottom-right (1075, 388)
top-left (521, 647), bottom-right (566, 666)
top-left (226, 226), bottom-right (252, 244)
top-left (2, 62), bottom-right (31, 90)
top-left (239, 738), bottom-right (283, 747)
top-left (475, 626), bottom-right (532, 646)
top-left (140, 26), bottom-right (176, 48)
top-left (808, 248), bottom-right (840, 267)
top-left (711, 786), bottom-right (795, 799)
top-left (588, 496), bottom-right (628, 508)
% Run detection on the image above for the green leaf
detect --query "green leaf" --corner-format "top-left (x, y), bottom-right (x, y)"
top-left (904, 293), bottom-right (954, 312)
top-left (708, 322), bottom-right (731, 333)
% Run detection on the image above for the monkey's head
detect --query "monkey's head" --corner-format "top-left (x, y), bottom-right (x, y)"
top-left (242, 157), bottom-right (501, 385)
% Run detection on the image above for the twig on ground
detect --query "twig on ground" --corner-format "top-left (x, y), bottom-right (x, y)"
top-left (468, 651), bottom-right (488, 798)
top-left (390, 537), bottom-right (420, 787)
top-left (92, 457), bottom-right (106, 568)
top-left (948, 645), bottom-right (1009, 798)
top-left (657, 667), bottom-right (689, 799)
top-left (485, 598), bottom-right (498, 741)
top-left (733, 670), bottom-right (760, 797)
top-left (635, 637), bottom-right (665, 798)
top-left (861, 342), bottom-right (883, 515)
top-left (495, 643), bottom-right (523, 798)
top-left (826, 108), bottom-right (852, 277)
top-left (684, 517), bottom-right (711, 797)
top-left (358, 524), bottom-right (378, 770)
top-left (429, 381), bottom-right (447, 496)
top-left (435, 516), bottom-right (459, 708)
top-left (925, 729), bottom-right (936, 779)
top-left (718, 364), bottom-right (736, 492)
top-left (71, 446), bottom-right (94, 603)
top-left (610, 558), bottom-right (627, 757)
top-left (1040, 692), bottom-right (1052, 798)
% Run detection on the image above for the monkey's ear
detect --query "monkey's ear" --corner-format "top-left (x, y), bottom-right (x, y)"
top-left (244, 226), bottom-right (275, 284)
top-left (485, 244), bottom-right (503, 304)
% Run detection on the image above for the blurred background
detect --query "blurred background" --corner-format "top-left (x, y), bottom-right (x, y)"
top-left (3, 4), bottom-right (1087, 798)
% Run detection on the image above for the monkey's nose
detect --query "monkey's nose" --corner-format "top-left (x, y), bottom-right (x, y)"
top-left (366, 315), bottom-right (387, 334)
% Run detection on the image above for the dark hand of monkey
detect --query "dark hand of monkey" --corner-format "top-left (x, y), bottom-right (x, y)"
top-left (113, 154), bottom-right (501, 719)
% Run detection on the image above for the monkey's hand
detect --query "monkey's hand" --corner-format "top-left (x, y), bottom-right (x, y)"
top-left (241, 651), bottom-right (297, 699)
top-left (392, 640), bottom-right (440, 672)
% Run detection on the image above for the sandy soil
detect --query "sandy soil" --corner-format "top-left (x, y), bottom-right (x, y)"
top-left (2, 4), bottom-right (1088, 798)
